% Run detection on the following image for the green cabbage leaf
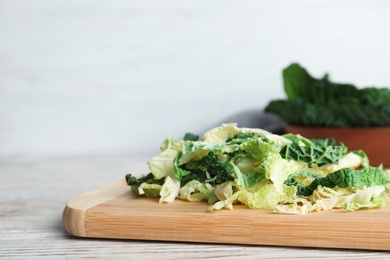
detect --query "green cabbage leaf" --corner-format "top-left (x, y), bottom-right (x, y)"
top-left (265, 63), bottom-right (390, 127)
top-left (126, 124), bottom-right (390, 214)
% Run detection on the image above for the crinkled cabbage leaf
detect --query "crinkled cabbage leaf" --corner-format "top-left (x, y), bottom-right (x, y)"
top-left (126, 124), bottom-right (389, 214)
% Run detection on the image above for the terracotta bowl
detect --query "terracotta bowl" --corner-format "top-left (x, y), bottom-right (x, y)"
top-left (284, 125), bottom-right (390, 167)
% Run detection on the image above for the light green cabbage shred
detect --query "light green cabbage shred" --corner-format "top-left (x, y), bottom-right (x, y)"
top-left (128, 123), bottom-right (390, 214)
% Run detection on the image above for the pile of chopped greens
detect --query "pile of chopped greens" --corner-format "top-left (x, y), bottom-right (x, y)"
top-left (264, 63), bottom-right (390, 127)
top-left (126, 124), bottom-right (390, 214)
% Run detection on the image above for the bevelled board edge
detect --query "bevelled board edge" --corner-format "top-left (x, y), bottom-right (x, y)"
top-left (63, 180), bottom-right (128, 237)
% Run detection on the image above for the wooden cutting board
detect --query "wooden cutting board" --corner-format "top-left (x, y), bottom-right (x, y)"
top-left (63, 180), bottom-right (390, 251)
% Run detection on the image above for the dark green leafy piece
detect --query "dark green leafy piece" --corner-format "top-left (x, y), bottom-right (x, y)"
top-left (285, 167), bottom-right (390, 196)
top-left (126, 173), bottom-right (156, 186)
top-left (183, 132), bottom-right (199, 141)
top-left (280, 135), bottom-right (348, 167)
top-left (265, 63), bottom-right (390, 127)
top-left (125, 173), bottom-right (165, 197)
top-left (175, 152), bottom-right (232, 186)
top-left (284, 172), bottom-right (321, 196)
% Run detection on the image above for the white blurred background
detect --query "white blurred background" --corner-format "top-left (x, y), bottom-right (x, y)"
top-left (1, 0), bottom-right (390, 158)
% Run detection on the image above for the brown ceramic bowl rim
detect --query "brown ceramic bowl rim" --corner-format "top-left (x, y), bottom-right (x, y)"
top-left (285, 124), bottom-right (390, 131)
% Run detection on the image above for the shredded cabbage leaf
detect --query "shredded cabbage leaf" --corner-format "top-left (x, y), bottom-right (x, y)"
top-left (125, 123), bottom-right (390, 214)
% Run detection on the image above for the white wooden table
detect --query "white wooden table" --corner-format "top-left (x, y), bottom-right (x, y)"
top-left (2, 154), bottom-right (390, 259)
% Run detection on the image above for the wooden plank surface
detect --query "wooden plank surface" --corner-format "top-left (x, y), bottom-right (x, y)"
top-left (63, 179), bottom-right (390, 251)
top-left (4, 155), bottom-right (390, 259)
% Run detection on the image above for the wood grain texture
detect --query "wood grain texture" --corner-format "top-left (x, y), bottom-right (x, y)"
top-left (63, 181), bottom-right (128, 237)
top-left (64, 179), bottom-right (390, 251)
top-left (3, 154), bottom-right (390, 259)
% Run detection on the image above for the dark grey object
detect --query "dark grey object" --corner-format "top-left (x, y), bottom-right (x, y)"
top-left (202, 109), bottom-right (286, 135)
